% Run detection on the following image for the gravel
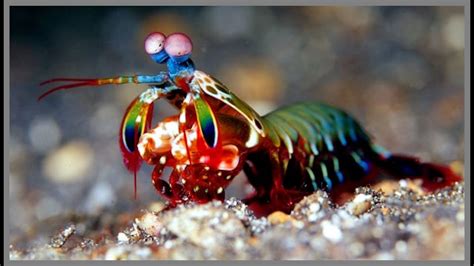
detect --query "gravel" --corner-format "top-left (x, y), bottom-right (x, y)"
top-left (10, 180), bottom-right (465, 260)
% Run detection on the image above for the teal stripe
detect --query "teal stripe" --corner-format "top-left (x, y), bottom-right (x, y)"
top-left (351, 151), bottom-right (369, 172)
top-left (320, 163), bottom-right (332, 190)
top-left (304, 106), bottom-right (338, 152)
top-left (372, 144), bottom-right (391, 158)
top-left (305, 167), bottom-right (318, 190)
top-left (333, 157), bottom-right (344, 183)
top-left (289, 107), bottom-right (325, 153)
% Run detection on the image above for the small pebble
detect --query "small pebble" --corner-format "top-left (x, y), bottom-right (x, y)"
top-left (49, 224), bottom-right (76, 248)
top-left (267, 211), bottom-right (294, 225)
top-left (135, 212), bottom-right (163, 236)
top-left (347, 194), bottom-right (373, 216)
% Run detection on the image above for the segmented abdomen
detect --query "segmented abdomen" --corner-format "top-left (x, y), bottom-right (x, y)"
top-left (263, 102), bottom-right (380, 192)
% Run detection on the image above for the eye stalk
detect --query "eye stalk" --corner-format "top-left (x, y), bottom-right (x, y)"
top-left (164, 33), bottom-right (193, 63)
top-left (145, 32), bottom-right (168, 64)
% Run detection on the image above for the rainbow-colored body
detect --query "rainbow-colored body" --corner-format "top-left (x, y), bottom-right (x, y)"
top-left (40, 32), bottom-right (462, 216)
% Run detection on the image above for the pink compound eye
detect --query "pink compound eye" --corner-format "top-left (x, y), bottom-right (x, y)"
top-left (144, 32), bottom-right (166, 55)
top-left (164, 33), bottom-right (193, 58)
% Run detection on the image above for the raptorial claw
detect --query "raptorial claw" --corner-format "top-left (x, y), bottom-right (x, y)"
top-left (193, 92), bottom-right (219, 149)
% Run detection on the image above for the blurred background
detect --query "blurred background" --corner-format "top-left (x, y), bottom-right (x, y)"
top-left (9, 6), bottom-right (464, 239)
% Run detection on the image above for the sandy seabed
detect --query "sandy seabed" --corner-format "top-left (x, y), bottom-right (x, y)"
top-left (10, 179), bottom-right (465, 260)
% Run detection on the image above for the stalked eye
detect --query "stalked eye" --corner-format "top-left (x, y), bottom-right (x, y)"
top-left (164, 33), bottom-right (193, 59)
top-left (144, 32), bottom-right (166, 55)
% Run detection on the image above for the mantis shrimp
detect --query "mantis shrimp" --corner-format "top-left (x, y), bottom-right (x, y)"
top-left (39, 32), bottom-right (462, 216)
